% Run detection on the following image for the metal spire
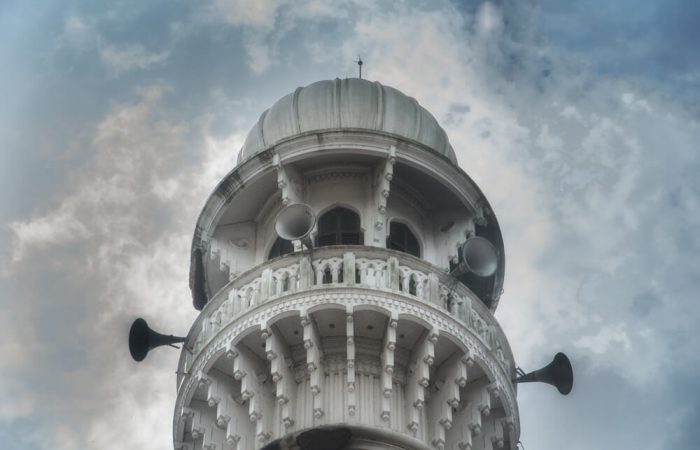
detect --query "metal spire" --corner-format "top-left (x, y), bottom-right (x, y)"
top-left (356, 55), bottom-right (363, 79)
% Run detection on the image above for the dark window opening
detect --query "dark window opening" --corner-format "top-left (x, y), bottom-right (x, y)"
top-left (387, 222), bottom-right (420, 257)
top-left (268, 237), bottom-right (294, 260)
top-left (316, 207), bottom-right (363, 247)
top-left (323, 267), bottom-right (332, 284)
top-left (409, 277), bottom-right (417, 295)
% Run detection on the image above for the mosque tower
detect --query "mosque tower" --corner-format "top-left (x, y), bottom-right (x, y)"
top-left (172, 78), bottom-right (520, 450)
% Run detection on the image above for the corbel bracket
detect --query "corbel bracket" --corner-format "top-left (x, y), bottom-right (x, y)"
top-left (373, 145), bottom-right (396, 231)
top-left (273, 153), bottom-right (303, 205)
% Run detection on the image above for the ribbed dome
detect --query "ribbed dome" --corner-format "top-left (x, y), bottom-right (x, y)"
top-left (238, 78), bottom-right (456, 163)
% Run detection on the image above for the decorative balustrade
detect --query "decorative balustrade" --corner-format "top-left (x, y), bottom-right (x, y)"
top-left (181, 246), bottom-right (514, 380)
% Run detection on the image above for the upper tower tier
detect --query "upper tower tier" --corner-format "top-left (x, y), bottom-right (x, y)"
top-left (238, 78), bottom-right (456, 164)
top-left (190, 78), bottom-right (505, 312)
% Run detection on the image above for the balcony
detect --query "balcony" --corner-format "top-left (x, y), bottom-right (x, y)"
top-left (180, 246), bottom-right (514, 380)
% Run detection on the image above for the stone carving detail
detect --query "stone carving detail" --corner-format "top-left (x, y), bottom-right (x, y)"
top-left (232, 346), bottom-right (274, 443)
top-left (188, 249), bottom-right (512, 377)
top-left (174, 290), bottom-right (519, 449)
top-left (264, 326), bottom-right (296, 429)
top-left (301, 310), bottom-right (324, 420)
top-left (305, 168), bottom-right (370, 185)
top-left (273, 153), bottom-right (303, 205)
top-left (373, 145), bottom-right (396, 231)
top-left (346, 308), bottom-right (356, 417)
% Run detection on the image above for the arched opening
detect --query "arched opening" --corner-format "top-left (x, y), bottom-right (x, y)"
top-left (387, 221), bottom-right (420, 257)
top-left (268, 237), bottom-right (294, 260)
top-left (316, 207), bottom-right (363, 247)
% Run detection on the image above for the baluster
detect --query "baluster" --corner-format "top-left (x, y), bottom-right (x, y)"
top-left (385, 258), bottom-right (398, 290)
top-left (488, 325), bottom-right (497, 349)
top-left (290, 271), bottom-right (298, 293)
top-left (202, 319), bottom-right (210, 343)
top-left (399, 273), bottom-right (407, 293)
top-left (228, 289), bottom-right (239, 315)
top-left (343, 252), bottom-right (356, 285)
top-left (298, 257), bottom-right (313, 289)
top-left (331, 264), bottom-right (339, 283)
top-left (415, 274), bottom-right (425, 299)
top-left (457, 295), bottom-right (472, 324)
top-left (240, 289), bottom-right (249, 312)
top-left (260, 269), bottom-right (272, 303)
top-left (428, 273), bottom-right (440, 305)
top-left (210, 311), bottom-right (221, 334)
top-left (221, 297), bottom-right (232, 322)
top-left (207, 314), bottom-right (216, 337)
top-left (275, 273), bottom-right (284, 297)
top-left (240, 288), bottom-right (249, 309)
top-left (315, 266), bottom-right (324, 286)
top-left (251, 283), bottom-right (261, 306)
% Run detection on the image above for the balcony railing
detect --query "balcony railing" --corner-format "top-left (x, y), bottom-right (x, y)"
top-left (181, 245), bottom-right (514, 379)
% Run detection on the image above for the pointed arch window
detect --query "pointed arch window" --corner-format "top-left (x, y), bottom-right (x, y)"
top-left (268, 237), bottom-right (294, 260)
top-left (316, 207), bottom-right (363, 247)
top-left (387, 221), bottom-right (420, 257)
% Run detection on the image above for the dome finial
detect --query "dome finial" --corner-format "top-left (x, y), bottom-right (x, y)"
top-left (356, 55), bottom-right (363, 79)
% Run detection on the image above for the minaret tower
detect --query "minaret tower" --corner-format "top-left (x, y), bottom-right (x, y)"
top-left (173, 78), bottom-right (519, 450)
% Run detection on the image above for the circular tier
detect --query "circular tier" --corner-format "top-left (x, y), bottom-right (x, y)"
top-left (174, 275), bottom-right (518, 450)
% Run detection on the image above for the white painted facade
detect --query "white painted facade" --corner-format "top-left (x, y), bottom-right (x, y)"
top-left (174, 78), bottom-right (518, 450)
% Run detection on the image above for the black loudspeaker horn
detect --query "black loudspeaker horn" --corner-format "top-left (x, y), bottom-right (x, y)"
top-left (515, 352), bottom-right (574, 395)
top-left (128, 318), bottom-right (186, 362)
top-left (451, 236), bottom-right (499, 278)
top-left (190, 248), bottom-right (208, 310)
top-left (275, 203), bottom-right (317, 249)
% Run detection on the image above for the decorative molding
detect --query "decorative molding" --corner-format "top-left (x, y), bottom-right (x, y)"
top-left (304, 165), bottom-right (370, 185)
top-left (174, 290), bottom-right (519, 448)
top-left (190, 249), bottom-right (512, 367)
top-left (192, 130), bottom-right (489, 252)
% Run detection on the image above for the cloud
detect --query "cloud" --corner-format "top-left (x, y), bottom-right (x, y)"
top-left (206, 0), bottom-right (289, 73)
top-left (575, 323), bottom-right (631, 355)
top-left (7, 201), bottom-right (91, 266)
top-left (205, 0), bottom-right (350, 74)
top-left (3, 1), bottom-right (700, 449)
top-left (99, 44), bottom-right (169, 74)
top-left (243, 36), bottom-right (273, 73)
top-left (60, 15), bottom-right (93, 49)
top-left (213, 0), bottom-right (284, 29)
top-left (1, 83), bottom-right (245, 448)
top-left (57, 13), bottom-right (169, 74)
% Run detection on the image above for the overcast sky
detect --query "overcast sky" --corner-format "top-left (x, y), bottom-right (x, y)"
top-left (2, 1), bottom-right (699, 449)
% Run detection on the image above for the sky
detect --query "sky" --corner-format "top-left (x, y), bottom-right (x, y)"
top-left (1, 0), bottom-right (699, 449)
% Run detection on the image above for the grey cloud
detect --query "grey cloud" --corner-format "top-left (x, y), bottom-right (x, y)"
top-left (99, 44), bottom-right (169, 73)
top-left (630, 292), bottom-right (660, 317)
top-left (2, 86), bottom-right (215, 448)
top-left (539, 0), bottom-right (700, 103)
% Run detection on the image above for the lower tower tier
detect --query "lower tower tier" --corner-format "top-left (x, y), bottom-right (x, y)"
top-left (174, 249), bottom-right (518, 450)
